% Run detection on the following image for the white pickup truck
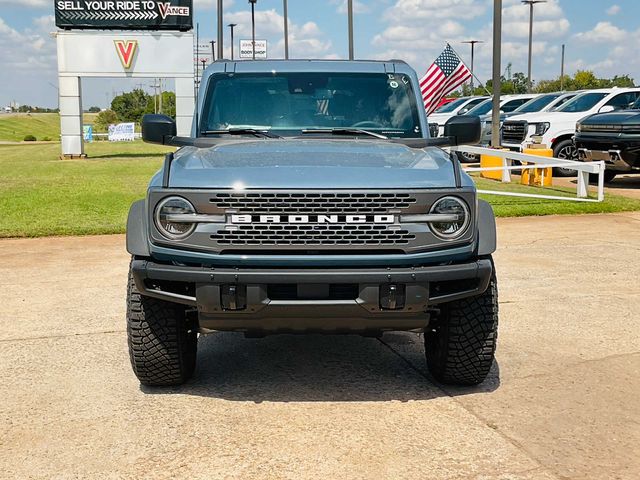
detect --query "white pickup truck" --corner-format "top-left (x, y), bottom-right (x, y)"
top-left (502, 88), bottom-right (640, 174)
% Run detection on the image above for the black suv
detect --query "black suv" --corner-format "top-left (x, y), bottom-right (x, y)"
top-left (575, 100), bottom-right (640, 182)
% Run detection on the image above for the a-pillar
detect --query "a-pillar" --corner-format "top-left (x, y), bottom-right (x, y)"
top-left (175, 77), bottom-right (195, 136)
top-left (59, 76), bottom-right (84, 158)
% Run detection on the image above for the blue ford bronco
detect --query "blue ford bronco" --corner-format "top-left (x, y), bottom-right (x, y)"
top-left (126, 59), bottom-right (498, 387)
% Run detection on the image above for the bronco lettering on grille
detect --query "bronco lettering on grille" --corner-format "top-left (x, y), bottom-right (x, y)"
top-left (230, 215), bottom-right (395, 224)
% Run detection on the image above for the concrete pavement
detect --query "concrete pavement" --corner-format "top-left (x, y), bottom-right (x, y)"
top-left (1, 213), bottom-right (639, 479)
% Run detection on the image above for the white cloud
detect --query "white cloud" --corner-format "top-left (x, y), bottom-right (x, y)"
top-left (0, 0), bottom-right (49, 8)
top-left (574, 22), bottom-right (627, 43)
top-left (224, 8), bottom-right (335, 58)
top-left (384, 0), bottom-right (487, 22)
top-left (502, 0), bottom-right (570, 39)
top-left (607, 5), bottom-right (621, 16)
top-left (332, 0), bottom-right (370, 14)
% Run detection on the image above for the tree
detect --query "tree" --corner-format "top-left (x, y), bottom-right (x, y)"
top-left (159, 91), bottom-right (176, 118)
top-left (111, 89), bottom-right (153, 123)
top-left (87, 106), bottom-right (101, 113)
top-left (94, 109), bottom-right (118, 132)
top-left (535, 70), bottom-right (636, 93)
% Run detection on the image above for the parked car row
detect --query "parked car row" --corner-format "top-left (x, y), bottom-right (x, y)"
top-left (428, 88), bottom-right (640, 179)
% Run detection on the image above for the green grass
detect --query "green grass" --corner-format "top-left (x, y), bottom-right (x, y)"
top-left (0, 142), bottom-right (171, 237)
top-left (0, 113), bottom-right (62, 142)
top-left (475, 176), bottom-right (640, 217)
top-left (0, 142), bottom-right (639, 238)
top-left (0, 113), bottom-right (100, 142)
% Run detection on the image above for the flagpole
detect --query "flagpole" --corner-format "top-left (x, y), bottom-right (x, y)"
top-left (447, 43), bottom-right (491, 96)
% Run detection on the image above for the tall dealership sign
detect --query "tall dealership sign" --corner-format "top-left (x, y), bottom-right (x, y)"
top-left (54, 0), bottom-right (195, 158)
top-left (55, 0), bottom-right (192, 31)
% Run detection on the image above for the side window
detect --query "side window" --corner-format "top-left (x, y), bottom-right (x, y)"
top-left (605, 92), bottom-right (640, 110)
top-left (466, 98), bottom-right (485, 109)
top-left (502, 99), bottom-right (528, 113)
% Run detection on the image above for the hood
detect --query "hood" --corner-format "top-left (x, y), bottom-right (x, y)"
top-left (427, 113), bottom-right (455, 123)
top-left (580, 110), bottom-right (640, 125)
top-left (161, 139), bottom-right (467, 189)
top-left (507, 111), bottom-right (581, 123)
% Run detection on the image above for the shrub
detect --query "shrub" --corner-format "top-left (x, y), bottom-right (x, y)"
top-left (23, 135), bottom-right (37, 142)
top-left (42, 136), bottom-right (52, 141)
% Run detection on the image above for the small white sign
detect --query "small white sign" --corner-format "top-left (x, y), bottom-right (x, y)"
top-left (108, 122), bottom-right (136, 142)
top-left (239, 39), bottom-right (267, 59)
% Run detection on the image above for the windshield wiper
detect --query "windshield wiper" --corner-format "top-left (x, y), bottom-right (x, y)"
top-left (201, 128), bottom-right (281, 138)
top-left (301, 128), bottom-right (389, 140)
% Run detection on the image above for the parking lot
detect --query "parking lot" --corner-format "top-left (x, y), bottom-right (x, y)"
top-left (1, 213), bottom-right (639, 479)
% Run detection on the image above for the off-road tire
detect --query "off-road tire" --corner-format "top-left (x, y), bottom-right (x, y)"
top-left (553, 139), bottom-right (578, 177)
top-left (126, 263), bottom-right (197, 386)
top-left (425, 260), bottom-right (498, 386)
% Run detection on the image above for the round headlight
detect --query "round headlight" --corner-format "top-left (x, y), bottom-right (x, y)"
top-left (429, 196), bottom-right (470, 240)
top-left (154, 196), bottom-right (196, 240)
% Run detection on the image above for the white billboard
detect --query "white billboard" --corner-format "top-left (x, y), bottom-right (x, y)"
top-left (108, 123), bottom-right (136, 142)
top-left (239, 40), bottom-right (267, 59)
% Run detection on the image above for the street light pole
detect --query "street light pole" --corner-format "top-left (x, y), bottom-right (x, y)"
top-left (522, 0), bottom-right (546, 93)
top-left (283, 0), bottom-right (289, 59)
top-left (347, 0), bottom-right (354, 60)
top-left (560, 43), bottom-right (565, 90)
top-left (249, 0), bottom-right (257, 60)
top-left (462, 40), bottom-right (483, 91)
top-left (217, 0), bottom-right (223, 60)
top-left (491, 0), bottom-right (502, 148)
top-left (228, 23), bottom-right (237, 60)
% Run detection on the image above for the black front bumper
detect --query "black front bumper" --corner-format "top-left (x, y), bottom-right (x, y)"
top-left (131, 259), bottom-right (493, 333)
top-left (575, 133), bottom-right (640, 171)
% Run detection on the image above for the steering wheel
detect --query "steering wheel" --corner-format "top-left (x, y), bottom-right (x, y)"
top-left (351, 121), bottom-right (384, 129)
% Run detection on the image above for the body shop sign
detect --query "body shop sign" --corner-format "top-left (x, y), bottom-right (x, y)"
top-left (55, 0), bottom-right (192, 31)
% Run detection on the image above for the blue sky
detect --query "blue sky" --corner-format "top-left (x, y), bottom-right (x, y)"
top-left (1, 0), bottom-right (638, 108)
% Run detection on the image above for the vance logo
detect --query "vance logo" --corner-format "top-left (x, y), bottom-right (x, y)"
top-left (157, 2), bottom-right (190, 20)
top-left (114, 40), bottom-right (138, 70)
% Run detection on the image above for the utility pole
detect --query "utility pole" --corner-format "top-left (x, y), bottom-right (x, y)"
top-left (560, 44), bottom-right (565, 90)
top-left (491, 0), bottom-right (502, 148)
top-left (347, 0), bottom-right (354, 60)
top-left (210, 40), bottom-right (216, 61)
top-left (228, 24), bottom-right (237, 60)
top-left (522, 0), bottom-right (546, 93)
top-left (249, 0), bottom-right (257, 60)
top-left (217, 0), bottom-right (223, 60)
top-left (462, 40), bottom-right (483, 91)
top-left (283, 0), bottom-right (289, 59)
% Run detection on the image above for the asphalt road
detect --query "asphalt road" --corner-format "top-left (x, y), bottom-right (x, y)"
top-left (1, 213), bottom-right (639, 479)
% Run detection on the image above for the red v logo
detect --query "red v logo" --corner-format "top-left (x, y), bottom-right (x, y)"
top-left (114, 40), bottom-right (138, 69)
top-left (157, 2), bottom-right (170, 19)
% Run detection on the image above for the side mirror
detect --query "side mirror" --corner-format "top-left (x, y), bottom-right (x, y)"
top-left (142, 114), bottom-right (177, 145)
top-left (457, 108), bottom-right (469, 115)
top-left (444, 115), bottom-right (481, 145)
top-left (598, 105), bottom-right (615, 114)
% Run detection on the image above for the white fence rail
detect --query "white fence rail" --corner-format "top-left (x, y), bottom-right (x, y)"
top-left (451, 145), bottom-right (606, 203)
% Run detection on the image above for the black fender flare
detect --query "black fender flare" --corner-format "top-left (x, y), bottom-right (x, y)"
top-left (477, 199), bottom-right (497, 256)
top-left (126, 199), bottom-right (150, 257)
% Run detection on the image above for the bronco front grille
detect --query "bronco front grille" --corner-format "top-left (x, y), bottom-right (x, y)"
top-left (210, 192), bottom-right (417, 214)
top-left (211, 224), bottom-right (416, 246)
top-left (502, 121), bottom-right (528, 144)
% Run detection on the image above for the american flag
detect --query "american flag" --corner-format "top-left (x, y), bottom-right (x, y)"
top-left (420, 44), bottom-right (473, 115)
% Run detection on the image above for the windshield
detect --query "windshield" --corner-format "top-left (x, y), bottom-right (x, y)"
top-left (556, 92), bottom-right (608, 112)
top-left (515, 94), bottom-right (561, 113)
top-left (466, 99), bottom-right (493, 116)
top-left (433, 97), bottom-right (467, 113)
top-left (200, 72), bottom-right (422, 138)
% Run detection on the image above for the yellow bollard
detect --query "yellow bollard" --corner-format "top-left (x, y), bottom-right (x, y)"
top-left (522, 144), bottom-right (553, 187)
top-left (480, 148), bottom-right (509, 181)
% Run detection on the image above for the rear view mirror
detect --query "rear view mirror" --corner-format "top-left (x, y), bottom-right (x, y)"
top-left (444, 115), bottom-right (481, 146)
top-left (142, 114), bottom-right (177, 145)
